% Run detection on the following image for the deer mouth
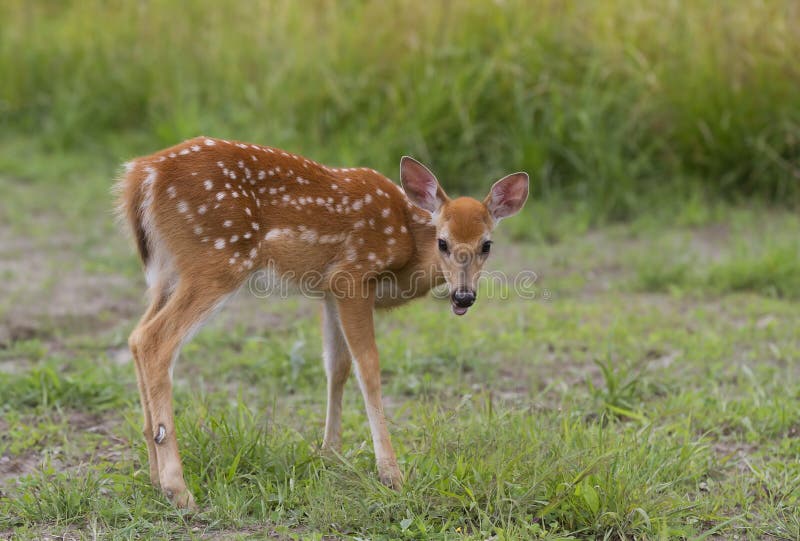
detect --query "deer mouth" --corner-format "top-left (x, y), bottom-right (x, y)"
top-left (451, 303), bottom-right (469, 316)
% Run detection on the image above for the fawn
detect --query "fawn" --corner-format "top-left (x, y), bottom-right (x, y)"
top-left (116, 136), bottom-right (528, 508)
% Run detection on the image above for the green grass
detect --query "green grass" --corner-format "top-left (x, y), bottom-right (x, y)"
top-left (2, 147), bottom-right (800, 538)
top-left (1, 0), bottom-right (799, 223)
top-left (628, 210), bottom-right (800, 299)
top-left (2, 282), bottom-right (800, 539)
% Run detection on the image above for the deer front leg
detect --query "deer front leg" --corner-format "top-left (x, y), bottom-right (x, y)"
top-left (321, 297), bottom-right (352, 451)
top-left (335, 294), bottom-right (402, 489)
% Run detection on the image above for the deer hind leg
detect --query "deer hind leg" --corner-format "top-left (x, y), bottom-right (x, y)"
top-left (130, 281), bottom-right (173, 489)
top-left (129, 279), bottom-right (231, 508)
top-left (321, 296), bottom-right (352, 451)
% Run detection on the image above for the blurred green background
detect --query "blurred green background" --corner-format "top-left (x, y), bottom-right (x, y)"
top-left (2, 0), bottom-right (798, 222)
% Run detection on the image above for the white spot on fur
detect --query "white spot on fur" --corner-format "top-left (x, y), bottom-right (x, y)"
top-left (214, 238), bottom-right (226, 249)
top-left (300, 229), bottom-right (318, 243)
top-left (265, 228), bottom-right (292, 241)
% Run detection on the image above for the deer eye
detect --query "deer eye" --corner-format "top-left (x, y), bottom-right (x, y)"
top-left (481, 241), bottom-right (492, 254)
top-left (438, 238), bottom-right (449, 254)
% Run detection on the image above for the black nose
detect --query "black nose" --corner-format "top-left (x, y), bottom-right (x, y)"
top-left (452, 288), bottom-right (476, 308)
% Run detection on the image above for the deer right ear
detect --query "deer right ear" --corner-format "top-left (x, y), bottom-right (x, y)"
top-left (400, 156), bottom-right (448, 213)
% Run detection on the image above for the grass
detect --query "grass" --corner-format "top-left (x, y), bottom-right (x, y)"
top-left (1, 146), bottom-right (800, 538)
top-left (1, 0), bottom-right (799, 223)
top-left (628, 210), bottom-right (800, 299)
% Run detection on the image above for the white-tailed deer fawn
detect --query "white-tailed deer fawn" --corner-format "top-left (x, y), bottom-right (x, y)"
top-left (116, 136), bottom-right (528, 508)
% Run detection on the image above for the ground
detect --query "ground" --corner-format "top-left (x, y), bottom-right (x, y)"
top-left (1, 168), bottom-right (799, 540)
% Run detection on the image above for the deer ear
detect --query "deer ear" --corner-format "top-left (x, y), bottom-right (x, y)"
top-left (400, 156), bottom-right (448, 213)
top-left (484, 172), bottom-right (529, 222)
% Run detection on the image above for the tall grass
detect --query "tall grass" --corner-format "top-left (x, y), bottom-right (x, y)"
top-left (1, 0), bottom-right (799, 220)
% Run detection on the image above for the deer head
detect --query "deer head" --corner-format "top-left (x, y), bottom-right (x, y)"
top-left (400, 156), bottom-right (529, 316)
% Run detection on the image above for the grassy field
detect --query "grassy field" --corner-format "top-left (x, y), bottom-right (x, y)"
top-left (2, 0), bottom-right (799, 222)
top-left (1, 151), bottom-right (799, 539)
top-left (2, 1), bottom-right (800, 539)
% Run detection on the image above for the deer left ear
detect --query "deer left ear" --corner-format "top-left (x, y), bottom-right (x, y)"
top-left (484, 172), bottom-right (529, 222)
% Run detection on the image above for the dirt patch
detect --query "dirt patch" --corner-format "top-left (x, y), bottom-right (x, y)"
top-left (0, 226), bottom-right (140, 351)
top-left (0, 451), bottom-right (42, 485)
top-left (689, 222), bottom-right (730, 261)
top-left (712, 440), bottom-right (759, 468)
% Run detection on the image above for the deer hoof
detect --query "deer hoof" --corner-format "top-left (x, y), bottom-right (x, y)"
top-left (378, 465), bottom-right (404, 490)
top-left (163, 485), bottom-right (197, 510)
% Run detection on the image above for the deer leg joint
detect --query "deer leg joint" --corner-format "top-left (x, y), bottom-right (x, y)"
top-left (154, 424), bottom-right (166, 444)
